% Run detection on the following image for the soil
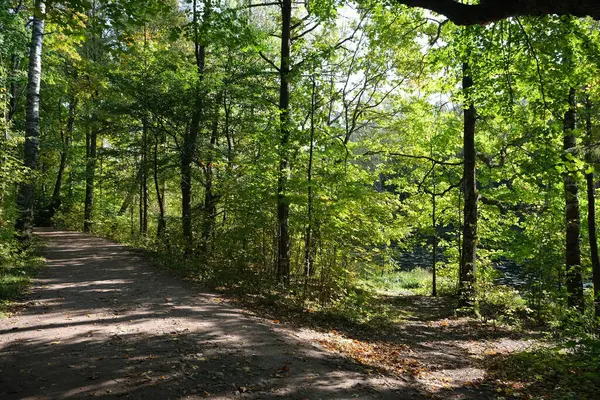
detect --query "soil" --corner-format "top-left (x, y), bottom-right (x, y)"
top-left (0, 229), bottom-right (540, 399)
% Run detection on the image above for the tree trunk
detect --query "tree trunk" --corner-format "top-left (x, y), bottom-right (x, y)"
top-left (15, 0), bottom-right (45, 240)
top-left (563, 87), bottom-right (584, 310)
top-left (586, 96), bottom-right (600, 317)
top-left (304, 79), bottom-right (316, 277)
top-left (224, 93), bottom-right (233, 166)
top-left (83, 124), bottom-right (97, 233)
top-left (140, 117), bottom-right (148, 236)
top-left (276, 0), bottom-right (292, 284)
top-left (181, 122), bottom-right (196, 250)
top-left (139, 169), bottom-right (143, 235)
top-left (181, 0), bottom-right (206, 253)
top-left (432, 163), bottom-right (437, 297)
top-left (47, 97), bottom-right (76, 221)
top-left (584, 96), bottom-right (600, 317)
top-left (83, 3), bottom-right (99, 234)
top-left (201, 92), bottom-right (221, 252)
top-left (153, 124), bottom-right (166, 238)
top-left (458, 61), bottom-right (477, 310)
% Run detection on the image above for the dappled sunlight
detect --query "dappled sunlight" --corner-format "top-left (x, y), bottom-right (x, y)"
top-left (1, 230), bottom-right (426, 399)
top-left (0, 229), bottom-right (547, 399)
top-left (286, 292), bottom-right (544, 399)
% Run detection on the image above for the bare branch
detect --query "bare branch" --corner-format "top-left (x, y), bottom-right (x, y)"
top-left (362, 150), bottom-right (463, 166)
top-left (237, 1), bottom-right (280, 10)
top-left (292, 22), bottom-right (320, 41)
top-left (259, 51), bottom-right (280, 72)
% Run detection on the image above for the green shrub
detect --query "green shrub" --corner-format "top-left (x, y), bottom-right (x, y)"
top-left (52, 205), bottom-right (84, 231)
top-left (478, 284), bottom-right (531, 323)
top-left (0, 235), bottom-right (44, 316)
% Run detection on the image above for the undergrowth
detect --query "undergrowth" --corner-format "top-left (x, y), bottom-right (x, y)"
top-left (0, 234), bottom-right (45, 317)
top-left (486, 339), bottom-right (600, 400)
top-left (146, 246), bottom-right (409, 334)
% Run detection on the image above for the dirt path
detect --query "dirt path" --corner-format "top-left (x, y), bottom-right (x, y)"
top-left (0, 229), bottom-right (424, 399)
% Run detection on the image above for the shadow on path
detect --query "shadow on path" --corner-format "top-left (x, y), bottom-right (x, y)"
top-left (0, 229), bottom-right (423, 399)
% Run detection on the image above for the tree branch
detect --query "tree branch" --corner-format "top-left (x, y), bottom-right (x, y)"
top-left (236, 1), bottom-right (280, 10)
top-left (363, 150), bottom-right (463, 166)
top-left (259, 51), bottom-right (280, 72)
top-left (394, 0), bottom-right (600, 26)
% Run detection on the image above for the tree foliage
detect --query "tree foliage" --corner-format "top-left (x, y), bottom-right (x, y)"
top-left (3, 0), bottom-right (600, 329)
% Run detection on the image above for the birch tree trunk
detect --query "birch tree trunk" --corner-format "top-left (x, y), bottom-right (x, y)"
top-left (15, 0), bottom-right (45, 240)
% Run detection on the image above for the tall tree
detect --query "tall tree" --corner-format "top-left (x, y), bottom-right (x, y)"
top-left (15, 0), bottom-right (45, 240)
top-left (276, 0), bottom-right (292, 284)
top-left (303, 78), bottom-right (316, 277)
top-left (563, 87), bottom-right (584, 310)
top-left (83, 4), bottom-right (101, 233)
top-left (181, 0), bottom-right (206, 253)
top-left (140, 116), bottom-right (149, 236)
top-left (153, 121), bottom-right (166, 238)
top-left (458, 60), bottom-right (477, 310)
top-left (585, 94), bottom-right (600, 317)
top-left (46, 95), bottom-right (76, 223)
top-left (200, 91), bottom-right (221, 253)
top-left (83, 122), bottom-right (98, 232)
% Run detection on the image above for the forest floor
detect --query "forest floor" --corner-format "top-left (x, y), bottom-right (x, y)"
top-left (0, 229), bottom-right (545, 399)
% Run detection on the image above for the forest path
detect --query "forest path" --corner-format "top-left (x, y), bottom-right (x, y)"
top-left (0, 229), bottom-right (423, 400)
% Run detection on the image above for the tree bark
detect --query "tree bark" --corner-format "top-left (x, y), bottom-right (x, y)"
top-left (83, 124), bottom-right (97, 233)
top-left (431, 163), bottom-right (437, 297)
top-left (458, 61), bottom-right (477, 311)
top-left (276, 0), bottom-right (292, 284)
top-left (47, 97), bottom-right (76, 221)
top-left (181, 0), bottom-right (206, 253)
top-left (304, 79), bottom-right (316, 277)
top-left (201, 93), bottom-right (221, 252)
top-left (181, 120), bottom-right (198, 251)
top-left (83, 3), bottom-right (99, 234)
top-left (140, 117), bottom-right (148, 236)
top-left (585, 95), bottom-right (600, 317)
top-left (153, 124), bottom-right (166, 238)
top-left (563, 87), bottom-right (584, 310)
top-left (15, 0), bottom-right (45, 240)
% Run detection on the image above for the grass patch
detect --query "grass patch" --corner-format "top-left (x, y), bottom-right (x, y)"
top-left (372, 267), bottom-right (433, 294)
top-left (0, 238), bottom-right (45, 317)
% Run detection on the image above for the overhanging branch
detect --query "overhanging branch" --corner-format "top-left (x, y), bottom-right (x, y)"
top-left (394, 0), bottom-right (600, 26)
